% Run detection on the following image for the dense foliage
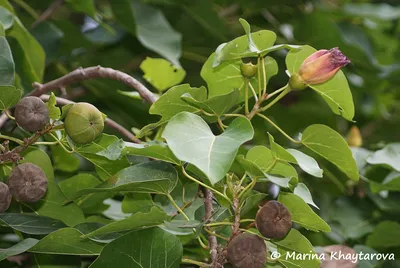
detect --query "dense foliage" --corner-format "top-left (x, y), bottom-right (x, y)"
top-left (0, 0), bottom-right (399, 267)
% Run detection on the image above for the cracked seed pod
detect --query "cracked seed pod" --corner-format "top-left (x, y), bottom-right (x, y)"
top-left (227, 233), bottom-right (267, 268)
top-left (64, 102), bottom-right (104, 144)
top-left (256, 200), bottom-right (292, 239)
top-left (0, 182), bottom-right (12, 213)
top-left (8, 163), bottom-right (48, 203)
top-left (15, 96), bottom-right (49, 132)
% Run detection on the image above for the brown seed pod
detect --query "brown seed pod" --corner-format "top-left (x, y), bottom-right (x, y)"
top-left (227, 233), bottom-right (267, 268)
top-left (8, 163), bottom-right (48, 203)
top-left (256, 200), bottom-right (292, 239)
top-left (15, 96), bottom-right (49, 132)
top-left (0, 181), bottom-right (12, 213)
top-left (64, 102), bottom-right (104, 144)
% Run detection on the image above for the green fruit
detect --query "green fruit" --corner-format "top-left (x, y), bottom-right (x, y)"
top-left (64, 102), bottom-right (104, 144)
top-left (227, 233), bottom-right (266, 268)
top-left (8, 163), bottom-right (48, 203)
top-left (240, 62), bottom-right (258, 78)
top-left (15, 96), bottom-right (49, 132)
top-left (0, 182), bottom-right (12, 213)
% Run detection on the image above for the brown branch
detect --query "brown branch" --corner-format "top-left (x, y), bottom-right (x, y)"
top-left (31, 0), bottom-right (64, 28)
top-left (30, 66), bottom-right (158, 104)
top-left (39, 95), bottom-right (141, 143)
top-left (202, 187), bottom-right (225, 268)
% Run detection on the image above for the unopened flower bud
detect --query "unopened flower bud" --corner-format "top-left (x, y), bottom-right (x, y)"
top-left (290, 47), bottom-right (350, 90)
top-left (346, 126), bottom-right (362, 147)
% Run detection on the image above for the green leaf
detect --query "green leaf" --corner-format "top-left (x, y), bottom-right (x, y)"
top-left (272, 229), bottom-right (316, 254)
top-left (83, 206), bottom-right (169, 237)
top-left (7, 17), bottom-right (45, 83)
top-left (286, 149), bottom-right (323, 178)
top-left (74, 134), bottom-right (130, 180)
top-left (0, 6), bottom-right (13, 30)
top-left (58, 173), bottom-right (103, 200)
top-left (0, 238), bottom-right (38, 262)
top-left (162, 112), bottom-right (254, 184)
top-left (29, 228), bottom-right (103, 255)
top-left (293, 183), bottom-right (319, 209)
top-left (45, 92), bottom-right (61, 120)
top-left (89, 228), bottom-right (182, 268)
top-left (0, 85), bottom-right (21, 110)
top-left (286, 45), bottom-right (355, 121)
top-left (301, 124), bottom-right (358, 181)
top-left (140, 57), bottom-right (186, 92)
top-left (0, 213), bottom-right (66, 235)
top-left (181, 88), bottom-right (240, 116)
top-left (50, 143), bottom-right (80, 173)
top-left (21, 149), bottom-right (85, 226)
top-left (268, 133), bottom-right (297, 162)
top-left (278, 192), bottom-right (330, 232)
top-left (369, 172), bottom-right (400, 193)
top-left (366, 221), bottom-right (400, 249)
top-left (75, 161), bottom-right (178, 196)
top-left (66, 0), bottom-right (97, 18)
top-left (367, 143), bottom-right (400, 172)
top-left (0, 36), bottom-right (14, 85)
top-left (122, 193), bottom-right (154, 214)
top-left (31, 254), bottom-right (81, 268)
top-left (246, 146), bottom-right (298, 179)
top-left (75, 222), bottom-right (122, 243)
top-left (123, 141), bottom-right (181, 165)
top-left (201, 54), bottom-right (278, 100)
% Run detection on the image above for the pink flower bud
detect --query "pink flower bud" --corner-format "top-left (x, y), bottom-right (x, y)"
top-left (290, 47), bottom-right (350, 90)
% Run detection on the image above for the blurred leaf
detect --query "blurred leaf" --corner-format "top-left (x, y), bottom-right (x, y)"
top-left (83, 206), bottom-right (169, 237)
top-left (286, 45), bottom-right (354, 121)
top-left (278, 192), bottom-right (330, 232)
top-left (89, 228), bottom-right (182, 268)
top-left (367, 143), bottom-right (400, 172)
top-left (344, 3), bottom-right (400, 21)
top-left (0, 36), bottom-right (14, 85)
top-left (31, 254), bottom-right (81, 268)
top-left (301, 124), bottom-right (359, 181)
top-left (31, 22), bottom-right (64, 63)
top-left (140, 57), bottom-right (186, 92)
top-left (30, 228), bottom-right (103, 255)
top-left (0, 214), bottom-right (66, 235)
top-left (162, 112), bottom-right (254, 184)
top-left (66, 0), bottom-right (97, 18)
top-left (366, 221), bottom-right (400, 249)
top-left (0, 238), bottom-right (38, 262)
top-left (0, 6), bottom-right (13, 30)
top-left (0, 85), bottom-right (21, 110)
top-left (370, 171), bottom-right (400, 193)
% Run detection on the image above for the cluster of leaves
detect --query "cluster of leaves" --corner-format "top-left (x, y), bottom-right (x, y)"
top-left (0, 0), bottom-right (399, 268)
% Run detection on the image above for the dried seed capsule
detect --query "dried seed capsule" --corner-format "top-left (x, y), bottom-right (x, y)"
top-left (227, 233), bottom-right (267, 268)
top-left (0, 182), bottom-right (12, 213)
top-left (8, 163), bottom-right (48, 203)
top-left (256, 200), bottom-right (292, 239)
top-left (15, 96), bottom-right (49, 132)
top-left (64, 102), bottom-right (104, 144)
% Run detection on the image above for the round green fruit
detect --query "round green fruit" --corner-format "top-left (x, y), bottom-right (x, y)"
top-left (240, 62), bottom-right (258, 78)
top-left (8, 163), bottom-right (48, 203)
top-left (15, 96), bottom-right (49, 132)
top-left (64, 102), bottom-right (104, 144)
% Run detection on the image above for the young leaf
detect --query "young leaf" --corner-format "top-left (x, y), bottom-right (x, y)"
top-left (286, 45), bottom-right (354, 121)
top-left (140, 57), bottom-right (186, 92)
top-left (89, 228), bottom-right (182, 268)
top-left (45, 92), bottom-right (61, 120)
top-left (278, 192), bottom-right (330, 232)
top-left (162, 112), bottom-right (254, 184)
top-left (301, 124), bottom-right (358, 181)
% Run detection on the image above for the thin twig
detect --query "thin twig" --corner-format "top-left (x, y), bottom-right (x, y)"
top-left (31, 0), bottom-right (64, 28)
top-left (39, 95), bottom-right (141, 143)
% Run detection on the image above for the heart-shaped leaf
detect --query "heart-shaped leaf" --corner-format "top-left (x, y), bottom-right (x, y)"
top-left (301, 124), bottom-right (358, 181)
top-left (162, 112), bottom-right (254, 184)
top-left (286, 45), bottom-right (355, 121)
